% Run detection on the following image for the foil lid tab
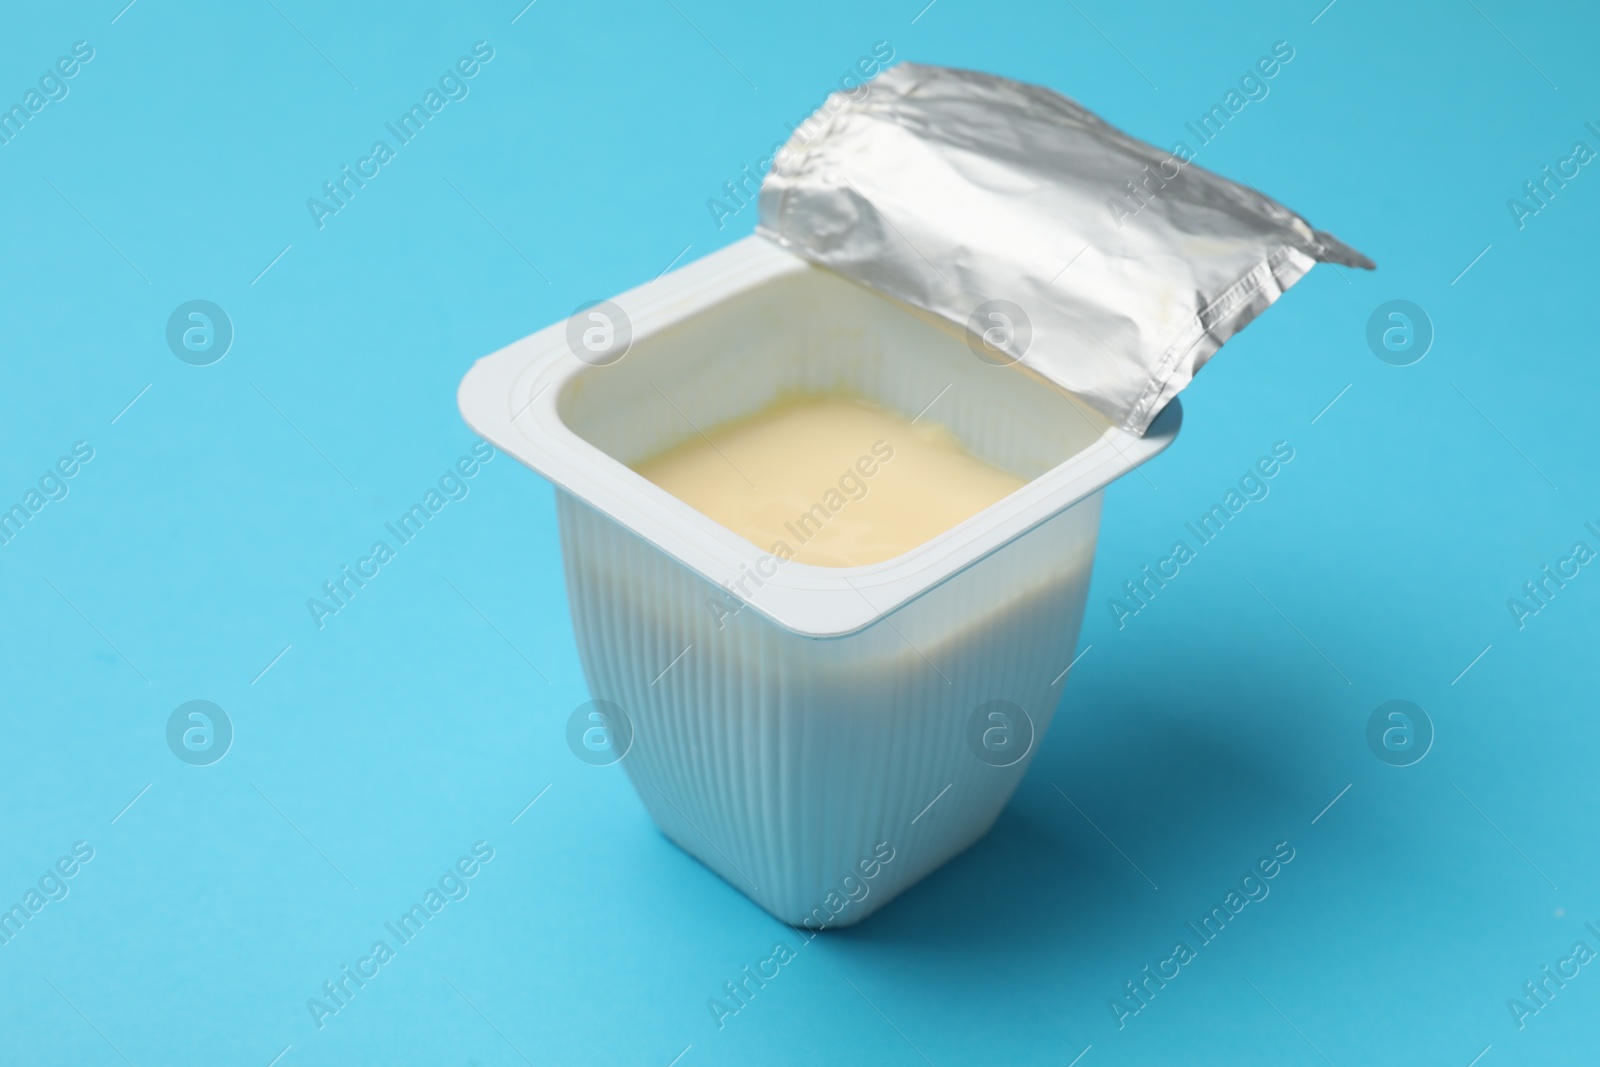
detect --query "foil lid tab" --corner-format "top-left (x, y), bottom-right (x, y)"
top-left (757, 62), bottom-right (1374, 435)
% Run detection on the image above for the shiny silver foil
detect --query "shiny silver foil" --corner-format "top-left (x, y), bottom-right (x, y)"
top-left (757, 62), bottom-right (1374, 435)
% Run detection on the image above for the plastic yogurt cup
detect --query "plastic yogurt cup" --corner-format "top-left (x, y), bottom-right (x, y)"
top-left (458, 235), bottom-right (1178, 926)
top-left (459, 59), bottom-right (1369, 926)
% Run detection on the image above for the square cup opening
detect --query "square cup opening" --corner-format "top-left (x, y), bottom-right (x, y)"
top-left (461, 236), bottom-right (1177, 637)
top-left (556, 262), bottom-right (1113, 504)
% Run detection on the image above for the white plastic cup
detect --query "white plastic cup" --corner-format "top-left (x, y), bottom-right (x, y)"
top-left (459, 236), bottom-right (1178, 926)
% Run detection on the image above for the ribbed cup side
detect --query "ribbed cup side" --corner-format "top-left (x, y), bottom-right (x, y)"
top-left (557, 489), bottom-right (1102, 927)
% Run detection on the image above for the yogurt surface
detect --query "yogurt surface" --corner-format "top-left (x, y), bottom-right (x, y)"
top-left (633, 394), bottom-right (1025, 567)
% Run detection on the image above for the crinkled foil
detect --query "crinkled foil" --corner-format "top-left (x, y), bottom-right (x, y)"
top-left (757, 62), bottom-right (1374, 435)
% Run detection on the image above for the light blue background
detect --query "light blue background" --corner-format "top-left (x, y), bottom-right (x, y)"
top-left (2, 1), bottom-right (1596, 1064)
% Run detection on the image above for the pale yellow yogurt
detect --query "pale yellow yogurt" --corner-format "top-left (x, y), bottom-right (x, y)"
top-left (633, 394), bottom-right (1025, 567)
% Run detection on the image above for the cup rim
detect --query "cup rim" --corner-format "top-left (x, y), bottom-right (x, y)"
top-left (457, 235), bottom-right (1180, 638)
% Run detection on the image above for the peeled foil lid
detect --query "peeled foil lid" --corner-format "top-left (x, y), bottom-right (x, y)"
top-left (757, 62), bottom-right (1374, 436)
